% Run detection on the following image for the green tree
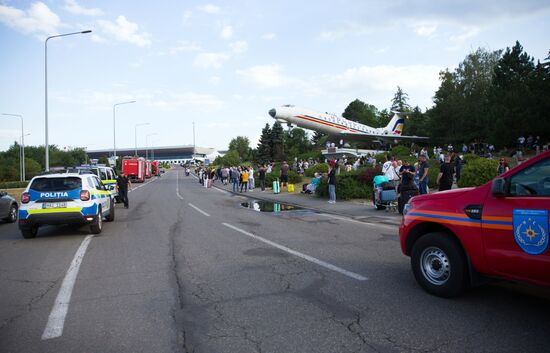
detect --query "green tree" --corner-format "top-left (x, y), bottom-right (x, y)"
top-left (270, 122), bottom-right (285, 161)
top-left (214, 150), bottom-right (241, 166)
top-left (256, 124), bottom-right (272, 163)
top-left (342, 99), bottom-right (379, 127)
top-left (98, 156), bottom-right (110, 165)
top-left (390, 86), bottom-right (411, 112)
top-left (284, 128), bottom-right (311, 159)
top-left (228, 136), bottom-right (251, 160)
top-left (311, 131), bottom-right (327, 146)
top-left (489, 41), bottom-right (536, 146)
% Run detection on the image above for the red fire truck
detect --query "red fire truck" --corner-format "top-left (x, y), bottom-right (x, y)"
top-left (122, 157), bottom-right (146, 183)
top-left (145, 160), bottom-right (152, 179)
top-left (151, 161), bottom-right (160, 176)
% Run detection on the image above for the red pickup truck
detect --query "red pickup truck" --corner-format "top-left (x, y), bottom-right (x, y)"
top-left (400, 151), bottom-right (550, 297)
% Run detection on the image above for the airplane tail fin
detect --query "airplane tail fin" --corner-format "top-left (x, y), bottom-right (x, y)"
top-left (384, 111), bottom-right (406, 136)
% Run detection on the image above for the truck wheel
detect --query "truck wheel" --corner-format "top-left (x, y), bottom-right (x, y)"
top-left (90, 207), bottom-right (103, 234)
top-left (21, 225), bottom-right (38, 239)
top-left (4, 203), bottom-right (18, 223)
top-left (105, 201), bottom-right (115, 222)
top-left (411, 232), bottom-right (468, 298)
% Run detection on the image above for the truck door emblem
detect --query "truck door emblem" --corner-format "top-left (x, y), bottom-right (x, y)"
top-left (513, 209), bottom-right (548, 255)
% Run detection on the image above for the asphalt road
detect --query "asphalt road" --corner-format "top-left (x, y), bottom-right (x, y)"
top-left (1, 167), bottom-right (549, 353)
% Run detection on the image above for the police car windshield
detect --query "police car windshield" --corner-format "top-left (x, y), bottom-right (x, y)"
top-left (30, 177), bottom-right (82, 192)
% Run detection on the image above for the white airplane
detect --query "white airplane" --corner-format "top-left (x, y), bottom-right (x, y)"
top-left (268, 104), bottom-right (428, 143)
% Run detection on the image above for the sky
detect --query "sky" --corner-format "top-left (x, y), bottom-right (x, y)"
top-left (1, 0), bottom-right (549, 153)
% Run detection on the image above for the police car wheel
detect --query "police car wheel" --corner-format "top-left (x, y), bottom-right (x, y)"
top-left (21, 225), bottom-right (38, 239)
top-left (105, 201), bottom-right (115, 222)
top-left (411, 232), bottom-right (467, 298)
top-left (90, 207), bottom-right (103, 234)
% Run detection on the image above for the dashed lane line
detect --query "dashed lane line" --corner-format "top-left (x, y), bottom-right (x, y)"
top-left (188, 203), bottom-right (211, 217)
top-left (222, 223), bottom-right (368, 281)
top-left (41, 234), bottom-right (94, 340)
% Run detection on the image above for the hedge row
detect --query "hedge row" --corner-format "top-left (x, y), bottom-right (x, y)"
top-left (0, 181), bottom-right (29, 189)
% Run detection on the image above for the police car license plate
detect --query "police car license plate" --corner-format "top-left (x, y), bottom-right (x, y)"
top-left (42, 202), bottom-right (67, 209)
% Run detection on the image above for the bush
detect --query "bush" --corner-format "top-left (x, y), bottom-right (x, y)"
top-left (458, 158), bottom-right (498, 187)
top-left (0, 181), bottom-right (28, 189)
top-left (356, 165), bottom-right (382, 184)
top-left (390, 145), bottom-right (410, 158)
top-left (304, 163), bottom-right (328, 177)
top-left (264, 170), bottom-right (303, 186)
top-left (462, 153), bottom-right (481, 164)
top-left (315, 175), bottom-right (373, 200)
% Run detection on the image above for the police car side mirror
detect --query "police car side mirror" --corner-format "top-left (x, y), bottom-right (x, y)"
top-left (491, 178), bottom-right (507, 197)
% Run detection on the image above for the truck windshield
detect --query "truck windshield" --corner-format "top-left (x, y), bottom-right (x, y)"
top-left (30, 177), bottom-right (82, 191)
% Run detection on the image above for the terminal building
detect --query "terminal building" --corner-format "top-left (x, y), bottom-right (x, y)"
top-left (86, 145), bottom-right (218, 165)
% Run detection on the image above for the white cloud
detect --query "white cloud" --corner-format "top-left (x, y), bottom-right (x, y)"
top-left (183, 10), bottom-right (192, 24)
top-left (413, 22), bottom-right (438, 37)
top-left (97, 16), bottom-right (152, 47)
top-left (208, 76), bottom-right (221, 85)
top-left (236, 64), bottom-right (292, 88)
top-left (198, 4), bottom-right (220, 14)
top-left (449, 26), bottom-right (481, 45)
top-left (318, 22), bottom-right (374, 41)
top-left (91, 33), bottom-right (106, 43)
top-left (64, 0), bottom-right (103, 17)
top-left (229, 40), bottom-right (247, 53)
top-left (193, 52), bottom-right (230, 69)
top-left (0, 2), bottom-right (61, 36)
top-left (220, 25), bottom-right (233, 39)
top-left (261, 33), bottom-right (277, 40)
top-left (169, 40), bottom-right (202, 54)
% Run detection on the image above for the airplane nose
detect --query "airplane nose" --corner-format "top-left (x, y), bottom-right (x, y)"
top-left (268, 108), bottom-right (276, 118)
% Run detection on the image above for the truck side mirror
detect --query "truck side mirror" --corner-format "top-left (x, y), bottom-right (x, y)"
top-left (491, 177), bottom-right (507, 197)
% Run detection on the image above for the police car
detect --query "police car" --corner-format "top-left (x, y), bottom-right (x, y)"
top-left (18, 173), bottom-right (115, 238)
top-left (67, 165), bottom-right (119, 201)
top-left (400, 150), bottom-right (550, 297)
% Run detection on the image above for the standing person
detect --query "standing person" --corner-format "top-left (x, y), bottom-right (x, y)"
top-left (497, 157), bottom-right (510, 175)
top-left (382, 155), bottom-right (399, 184)
top-left (280, 161), bottom-right (290, 191)
top-left (328, 160), bottom-right (337, 204)
top-left (258, 164), bottom-right (266, 192)
top-left (437, 155), bottom-right (454, 191)
top-left (240, 168), bottom-right (249, 192)
top-left (231, 167), bottom-right (239, 193)
top-left (418, 154), bottom-right (429, 194)
top-left (248, 166), bottom-right (255, 191)
top-left (399, 160), bottom-right (416, 188)
top-left (117, 174), bottom-right (131, 209)
top-left (455, 154), bottom-right (463, 183)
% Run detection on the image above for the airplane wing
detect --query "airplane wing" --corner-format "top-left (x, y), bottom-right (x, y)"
top-left (339, 131), bottom-right (429, 142)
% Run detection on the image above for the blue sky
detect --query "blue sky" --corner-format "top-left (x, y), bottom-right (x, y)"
top-left (1, 0), bottom-right (549, 152)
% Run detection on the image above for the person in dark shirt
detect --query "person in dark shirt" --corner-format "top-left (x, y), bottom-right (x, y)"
top-left (399, 160), bottom-right (416, 187)
top-left (327, 160), bottom-right (337, 203)
top-left (437, 155), bottom-right (454, 191)
top-left (258, 164), bottom-right (266, 191)
top-left (418, 155), bottom-right (429, 194)
top-left (117, 174), bottom-right (131, 208)
top-left (280, 161), bottom-right (290, 191)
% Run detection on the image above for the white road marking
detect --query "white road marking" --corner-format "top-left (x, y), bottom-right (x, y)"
top-left (128, 176), bottom-right (158, 193)
top-left (222, 223), bottom-right (368, 281)
top-left (188, 203), bottom-right (211, 217)
top-left (41, 234), bottom-right (94, 340)
top-left (318, 213), bottom-right (397, 230)
top-left (176, 171), bottom-right (184, 200)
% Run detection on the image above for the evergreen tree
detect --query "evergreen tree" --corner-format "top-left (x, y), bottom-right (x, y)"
top-left (228, 136), bottom-right (251, 160)
top-left (311, 131), bottom-right (326, 146)
top-left (390, 86), bottom-right (411, 112)
top-left (270, 122), bottom-right (285, 161)
top-left (489, 41), bottom-right (536, 146)
top-left (256, 123), bottom-right (272, 163)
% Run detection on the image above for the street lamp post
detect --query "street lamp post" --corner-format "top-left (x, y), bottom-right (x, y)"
top-left (2, 113), bottom-right (25, 181)
top-left (134, 123), bottom-right (150, 157)
top-left (146, 133), bottom-right (158, 160)
top-left (45, 30), bottom-right (91, 172)
top-left (113, 100), bottom-right (136, 160)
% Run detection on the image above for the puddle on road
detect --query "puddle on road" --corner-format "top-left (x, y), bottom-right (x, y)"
top-left (240, 200), bottom-right (302, 212)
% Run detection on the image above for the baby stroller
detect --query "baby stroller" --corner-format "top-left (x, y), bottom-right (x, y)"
top-left (373, 175), bottom-right (398, 211)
